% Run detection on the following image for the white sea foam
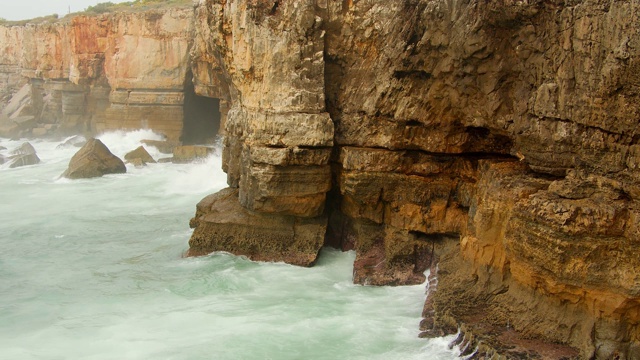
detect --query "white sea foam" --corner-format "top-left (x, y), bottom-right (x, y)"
top-left (0, 131), bottom-right (459, 360)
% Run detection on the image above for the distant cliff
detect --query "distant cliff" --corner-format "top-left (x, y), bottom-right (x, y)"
top-left (0, 7), bottom-right (195, 141)
top-left (2, 0), bottom-right (640, 358)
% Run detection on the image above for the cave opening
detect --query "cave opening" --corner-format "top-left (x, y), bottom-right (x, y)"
top-left (181, 71), bottom-right (220, 145)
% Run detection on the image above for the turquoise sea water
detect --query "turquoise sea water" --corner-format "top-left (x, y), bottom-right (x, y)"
top-left (0, 130), bottom-right (459, 360)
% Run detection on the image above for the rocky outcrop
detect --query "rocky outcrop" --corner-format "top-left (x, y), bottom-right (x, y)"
top-left (2, 0), bottom-right (639, 357)
top-left (62, 138), bottom-right (125, 178)
top-left (7, 142), bottom-right (40, 168)
top-left (124, 146), bottom-right (156, 165)
top-left (186, 0), bottom-right (640, 358)
top-left (188, 188), bottom-right (326, 266)
top-left (187, 0), bottom-right (332, 262)
top-left (0, 7), bottom-right (194, 141)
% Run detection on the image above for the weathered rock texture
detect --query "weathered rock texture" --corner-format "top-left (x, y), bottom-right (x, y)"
top-left (124, 145), bottom-right (156, 165)
top-left (186, 0), bottom-right (333, 264)
top-left (0, 7), bottom-right (194, 141)
top-left (186, 0), bottom-right (640, 358)
top-left (3, 0), bottom-right (640, 358)
top-left (62, 138), bottom-right (125, 179)
top-left (188, 188), bottom-right (326, 266)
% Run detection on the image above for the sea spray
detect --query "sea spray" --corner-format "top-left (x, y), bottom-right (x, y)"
top-left (0, 131), bottom-right (459, 360)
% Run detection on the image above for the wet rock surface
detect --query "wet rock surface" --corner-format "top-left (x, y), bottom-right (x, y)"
top-left (62, 138), bottom-right (125, 179)
top-left (124, 146), bottom-right (156, 165)
top-left (188, 188), bottom-right (326, 267)
top-left (7, 142), bottom-right (40, 168)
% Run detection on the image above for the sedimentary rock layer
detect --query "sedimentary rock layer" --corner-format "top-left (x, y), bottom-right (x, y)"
top-left (1, 0), bottom-right (639, 358)
top-left (0, 8), bottom-right (192, 140)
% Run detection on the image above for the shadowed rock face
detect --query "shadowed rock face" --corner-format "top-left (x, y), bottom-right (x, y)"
top-left (62, 138), bottom-right (125, 179)
top-left (3, 0), bottom-right (639, 357)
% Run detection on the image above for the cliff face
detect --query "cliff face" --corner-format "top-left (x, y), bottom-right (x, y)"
top-left (187, 0), bottom-right (333, 265)
top-left (1, 0), bottom-right (639, 358)
top-left (188, 0), bottom-right (640, 358)
top-left (321, 0), bottom-right (640, 358)
top-left (0, 8), bottom-right (193, 141)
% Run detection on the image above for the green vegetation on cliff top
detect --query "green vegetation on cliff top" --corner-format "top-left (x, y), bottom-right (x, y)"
top-left (0, 0), bottom-right (192, 26)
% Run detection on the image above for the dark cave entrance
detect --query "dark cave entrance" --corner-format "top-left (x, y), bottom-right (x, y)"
top-left (181, 71), bottom-right (221, 145)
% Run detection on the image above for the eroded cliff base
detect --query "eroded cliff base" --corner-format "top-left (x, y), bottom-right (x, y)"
top-left (421, 240), bottom-right (582, 360)
top-left (188, 188), bottom-right (327, 267)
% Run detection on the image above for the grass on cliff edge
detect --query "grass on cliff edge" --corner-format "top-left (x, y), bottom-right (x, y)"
top-left (0, 0), bottom-right (192, 26)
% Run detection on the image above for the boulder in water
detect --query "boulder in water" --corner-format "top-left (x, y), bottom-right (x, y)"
top-left (11, 142), bottom-right (37, 156)
top-left (62, 138), bottom-right (126, 179)
top-left (172, 145), bottom-right (215, 163)
top-left (56, 135), bottom-right (87, 149)
top-left (8, 142), bottom-right (40, 168)
top-left (124, 146), bottom-right (156, 165)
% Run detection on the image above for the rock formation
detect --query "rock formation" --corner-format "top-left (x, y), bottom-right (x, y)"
top-left (172, 145), bottom-right (215, 163)
top-left (187, 0), bottom-right (640, 358)
top-left (124, 146), bottom-right (156, 165)
top-left (2, 0), bottom-right (639, 358)
top-left (62, 138), bottom-right (125, 179)
top-left (7, 142), bottom-right (40, 168)
top-left (0, 6), bottom-right (197, 141)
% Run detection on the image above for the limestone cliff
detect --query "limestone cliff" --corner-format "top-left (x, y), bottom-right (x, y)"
top-left (188, 0), bottom-right (640, 358)
top-left (1, 0), bottom-right (639, 358)
top-left (0, 7), bottom-right (194, 141)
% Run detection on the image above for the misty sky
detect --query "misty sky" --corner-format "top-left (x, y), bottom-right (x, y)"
top-left (1, 1), bottom-right (125, 21)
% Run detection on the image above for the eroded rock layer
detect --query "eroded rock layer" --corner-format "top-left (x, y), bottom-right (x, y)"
top-left (2, 0), bottom-right (639, 358)
top-left (0, 8), bottom-right (192, 140)
top-left (320, 0), bottom-right (640, 358)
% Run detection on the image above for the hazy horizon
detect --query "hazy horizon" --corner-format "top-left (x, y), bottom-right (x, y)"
top-left (2, 1), bottom-right (125, 21)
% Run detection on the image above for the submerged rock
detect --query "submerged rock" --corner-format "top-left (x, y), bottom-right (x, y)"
top-left (62, 138), bottom-right (126, 179)
top-left (56, 135), bottom-right (87, 149)
top-left (7, 142), bottom-right (40, 168)
top-left (140, 139), bottom-right (179, 154)
top-left (172, 145), bottom-right (214, 163)
top-left (124, 146), bottom-right (156, 165)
